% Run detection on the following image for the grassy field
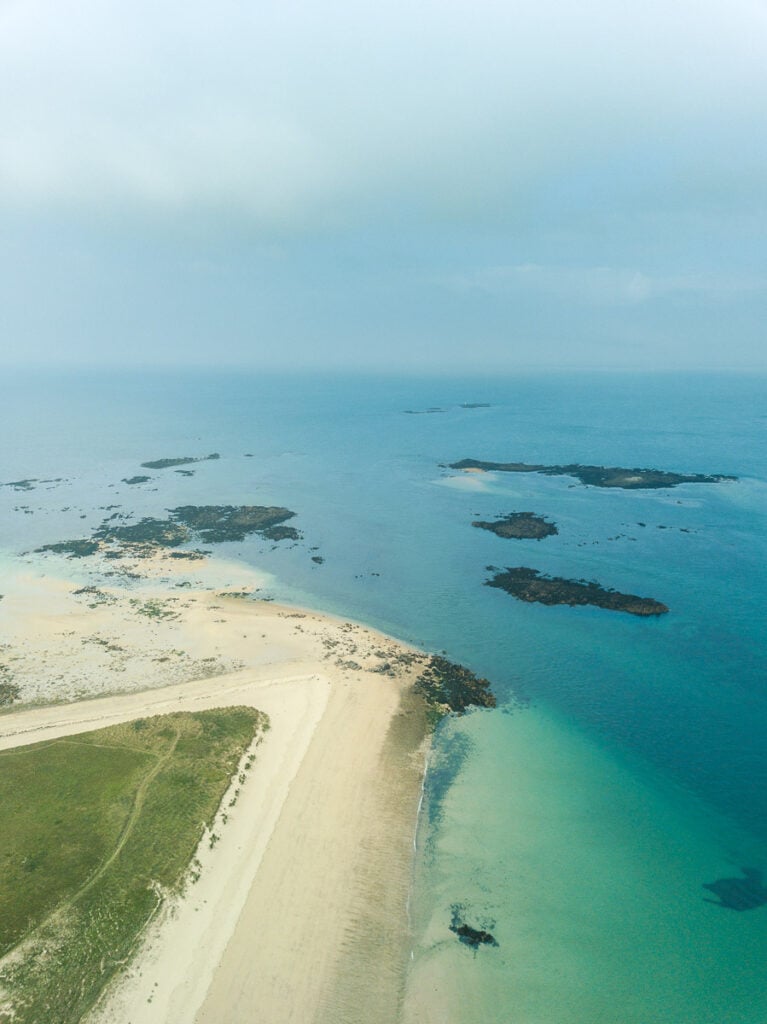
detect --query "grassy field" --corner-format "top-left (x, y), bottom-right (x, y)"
top-left (0, 707), bottom-right (267, 1024)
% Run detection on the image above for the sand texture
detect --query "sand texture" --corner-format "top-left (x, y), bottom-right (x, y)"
top-left (0, 561), bottom-right (430, 1024)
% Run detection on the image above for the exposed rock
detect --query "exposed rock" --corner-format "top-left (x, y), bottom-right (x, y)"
top-left (450, 459), bottom-right (735, 489)
top-left (472, 512), bottom-right (557, 540)
top-left (140, 453), bottom-right (220, 470)
top-left (169, 505), bottom-right (296, 544)
top-left (415, 656), bottom-right (496, 716)
top-left (486, 567), bottom-right (668, 616)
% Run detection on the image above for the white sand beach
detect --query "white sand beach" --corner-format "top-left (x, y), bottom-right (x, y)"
top-left (0, 561), bottom-right (431, 1023)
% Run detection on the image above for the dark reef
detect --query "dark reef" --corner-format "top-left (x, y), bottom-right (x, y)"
top-left (36, 505), bottom-right (298, 560)
top-left (703, 868), bottom-right (767, 911)
top-left (94, 517), bottom-right (189, 549)
top-left (450, 459), bottom-right (735, 489)
top-left (260, 525), bottom-right (303, 542)
top-left (168, 505), bottom-right (295, 544)
top-left (36, 539), bottom-right (100, 558)
top-left (122, 476), bottom-right (151, 485)
top-left (486, 567), bottom-right (668, 617)
top-left (140, 454), bottom-right (220, 470)
top-left (472, 512), bottom-right (557, 540)
top-left (2, 479), bottom-right (36, 491)
top-left (415, 656), bottom-right (496, 715)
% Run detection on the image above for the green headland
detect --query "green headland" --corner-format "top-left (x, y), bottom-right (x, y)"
top-left (0, 707), bottom-right (266, 1024)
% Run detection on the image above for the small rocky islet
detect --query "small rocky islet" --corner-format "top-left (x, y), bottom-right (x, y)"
top-left (450, 459), bottom-right (736, 489)
top-left (472, 512), bottom-right (557, 540)
top-left (486, 567), bottom-right (668, 617)
top-left (140, 453), bottom-right (220, 470)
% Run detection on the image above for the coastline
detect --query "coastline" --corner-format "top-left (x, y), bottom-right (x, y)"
top-left (0, 559), bottom-right (432, 1023)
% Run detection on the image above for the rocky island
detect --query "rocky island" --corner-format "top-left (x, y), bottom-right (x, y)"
top-left (486, 567), bottom-right (668, 616)
top-left (140, 453), bottom-right (220, 470)
top-left (472, 512), bottom-right (557, 540)
top-left (450, 459), bottom-right (735, 489)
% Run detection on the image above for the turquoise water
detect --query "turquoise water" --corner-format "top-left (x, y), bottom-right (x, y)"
top-left (2, 369), bottom-right (766, 1020)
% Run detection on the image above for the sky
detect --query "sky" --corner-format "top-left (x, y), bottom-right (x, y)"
top-left (0, 0), bottom-right (765, 372)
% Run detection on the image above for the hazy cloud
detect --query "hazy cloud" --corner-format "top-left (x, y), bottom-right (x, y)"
top-left (0, 0), bottom-right (765, 369)
top-left (0, 0), bottom-right (765, 227)
top-left (450, 265), bottom-right (767, 306)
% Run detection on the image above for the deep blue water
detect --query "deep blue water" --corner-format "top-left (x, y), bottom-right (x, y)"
top-left (2, 368), bottom-right (766, 1020)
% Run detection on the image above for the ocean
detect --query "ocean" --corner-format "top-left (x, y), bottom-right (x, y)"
top-left (2, 368), bottom-right (766, 1022)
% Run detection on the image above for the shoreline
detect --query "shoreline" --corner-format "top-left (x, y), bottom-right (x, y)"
top-left (0, 560), bottom-right (432, 1023)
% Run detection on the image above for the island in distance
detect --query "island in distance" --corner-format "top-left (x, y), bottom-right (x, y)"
top-left (450, 459), bottom-right (736, 489)
top-left (472, 512), bottom-right (557, 540)
top-left (486, 567), bottom-right (668, 617)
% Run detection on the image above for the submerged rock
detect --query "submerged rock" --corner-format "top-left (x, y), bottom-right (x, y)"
top-left (703, 868), bottom-right (767, 911)
top-left (449, 906), bottom-right (498, 948)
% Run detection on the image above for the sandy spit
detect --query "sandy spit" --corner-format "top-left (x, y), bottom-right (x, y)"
top-left (0, 565), bottom-right (431, 1024)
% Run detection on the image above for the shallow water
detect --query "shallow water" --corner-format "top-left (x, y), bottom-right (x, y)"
top-left (2, 368), bottom-right (766, 1020)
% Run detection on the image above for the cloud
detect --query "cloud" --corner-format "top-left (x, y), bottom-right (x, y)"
top-left (0, 0), bottom-right (765, 228)
top-left (448, 264), bottom-right (767, 306)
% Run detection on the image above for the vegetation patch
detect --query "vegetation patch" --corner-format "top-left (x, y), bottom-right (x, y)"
top-left (472, 512), bottom-right (557, 540)
top-left (0, 675), bottom-right (20, 706)
top-left (415, 656), bottom-right (496, 718)
top-left (128, 597), bottom-right (180, 620)
top-left (72, 586), bottom-right (116, 608)
top-left (486, 566), bottom-right (668, 616)
top-left (0, 707), bottom-right (266, 1024)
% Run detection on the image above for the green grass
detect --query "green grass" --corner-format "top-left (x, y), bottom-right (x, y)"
top-left (0, 707), bottom-right (266, 1024)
